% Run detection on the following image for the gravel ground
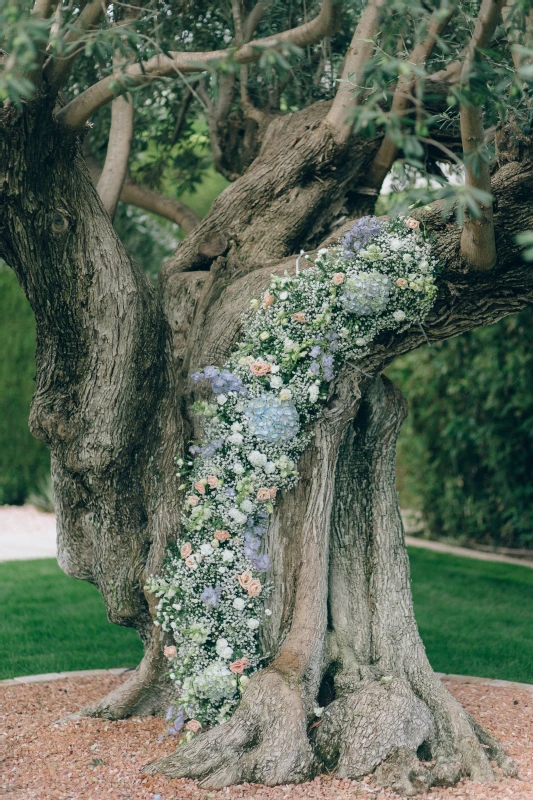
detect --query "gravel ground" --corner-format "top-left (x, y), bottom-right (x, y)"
top-left (1, 675), bottom-right (532, 800)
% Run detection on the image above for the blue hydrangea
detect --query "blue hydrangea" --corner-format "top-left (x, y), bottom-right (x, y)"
top-left (190, 366), bottom-right (247, 395)
top-left (339, 270), bottom-right (391, 316)
top-left (244, 394), bottom-right (300, 442)
top-left (340, 216), bottom-right (382, 257)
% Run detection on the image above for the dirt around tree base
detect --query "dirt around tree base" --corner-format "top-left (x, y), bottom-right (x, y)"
top-left (2, 674), bottom-right (532, 799)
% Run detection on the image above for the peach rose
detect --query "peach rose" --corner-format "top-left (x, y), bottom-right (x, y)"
top-left (262, 292), bottom-right (275, 308)
top-left (214, 529), bottom-right (231, 542)
top-left (229, 659), bottom-right (246, 674)
top-left (185, 556), bottom-right (196, 568)
top-left (247, 579), bottom-right (262, 597)
top-left (207, 475), bottom-right (219, 489)
top-left (194, 481), bottom-right (206, 495)
top-left (180, 542), bottom-right (192, 558)
top-left (256, 488), bottom-right (271, 501)
top-left (164, 645), bottom-right (177, 659)
top-left (187, 495), bottom-right (200, 506)
top-left (405, 217), bottom-right (420, 230)
top-left (269, 487), bottom-right (278, 499)
top-left (396, 278), bottom-right (407, 289)
top-left (332, 272), bottom-right (345, 286)
top-left (292, 311), bottom-right (306, 323)
top-left (249, 359), bottom-right (271, 377)
top-left (185, 719), bottom-right (202, 733)
top-left (237, 570), bottom-right (253, 589)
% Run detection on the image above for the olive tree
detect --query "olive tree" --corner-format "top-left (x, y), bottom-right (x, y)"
top-left (1, 0), bottom-right (532, 793)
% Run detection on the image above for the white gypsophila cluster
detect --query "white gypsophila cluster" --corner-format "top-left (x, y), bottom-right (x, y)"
top-left (145, 216), bottom-right (438, 736)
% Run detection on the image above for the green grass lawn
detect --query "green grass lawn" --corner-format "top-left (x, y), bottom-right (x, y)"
top-left (1, 549), bottom-right (532, 682)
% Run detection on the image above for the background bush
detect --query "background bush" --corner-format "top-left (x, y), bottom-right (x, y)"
top-left (389, 308), bottom-right (533, 550)
top-left (0, 263), bottom-right (49, 505)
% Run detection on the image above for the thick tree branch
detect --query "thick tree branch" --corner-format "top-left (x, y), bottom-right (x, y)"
top-left (55, 0), bottom-right (342, 130)
top-left (96, 92), bottom-right (134, 220)
top-left (44, 0), bottom-right (110, 90)
top-left (31, 0), bottom-right (57, 19)
top-left (363, 3), bottom-right (456, 194)
top-left (459, 0), bottom-right (506, 270)
top-left (324, 0), bottom-right (386, 142)
top-left (119, 179), bottom-right (201, 233)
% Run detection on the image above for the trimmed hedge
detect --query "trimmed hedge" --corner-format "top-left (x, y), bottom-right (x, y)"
top-left (0, 264), bottom-right (49, 504)
top-left (389, 308), bottom-right (533, 550)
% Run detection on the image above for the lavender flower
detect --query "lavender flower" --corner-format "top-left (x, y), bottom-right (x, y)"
top-left (340, 216), bottom-right (382, 257)
top-left (200, 585), bottom-right (222, 608)
top-left (250, 553), bottom-right (271, 572)
top-left (189, 366), bottom-right (247, 395)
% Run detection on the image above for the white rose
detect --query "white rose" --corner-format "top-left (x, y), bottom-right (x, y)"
top-left (228, 433), bottom-right (244, 445)
top-left (217, 394), bottom-right (228, 405)
top-left (240, 499), bottom-right (254, 513)
top-left (270, 375), bottom-right (283, 388)
top-left (222, 549), bottom-right (235, 563)
top-left (279, 388), bottom-right (292, 402)
top-left (228, 508), bottom-right (247, 524)
top-left (270, 364), bottom-right (280, 373)
top-left (232, 462), bottom-right (245, 474)
top-left (259, 331), bottom-right (270, 341)
top-left (355, 338), bottom-right (366, 347)
top-left (215, 637), bottom-right (228, 655)
top-left (222, 646), bottom-right (233, 659)
top-left (233, 597), bottom-right (246, 611)
top-left (264, 461), bottom-right (276, 474)
top-left (247, 619), bottom-right (260, 630)
top-left (308, 385), bottom-right (319, 403)
top-left (231, 421), bottom-right (243, 432)
top-left (392, 309), bottom-right (406, 322)
top-left (248, 450), bottom-right (267, 467)
top-left (389, 238), bottom-right (402, 252)
top-left (265, 608), bottom-right (272, 616)
top-left (200, 543), bottom-right (214, 556)
top-left (279, 291), bottom-right (289, 300)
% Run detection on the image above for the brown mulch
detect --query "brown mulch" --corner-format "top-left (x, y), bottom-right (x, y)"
top-left (1, 675), bottom-right (532, 800)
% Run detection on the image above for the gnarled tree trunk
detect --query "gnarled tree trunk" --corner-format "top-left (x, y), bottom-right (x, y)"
top-left (1, 91), bottom-right (532, 792)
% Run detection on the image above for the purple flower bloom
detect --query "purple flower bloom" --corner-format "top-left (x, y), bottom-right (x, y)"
top-left (225, 487), bottom-right (237, 498)
top-left (204, 366), bottom-right (220, 378)
top-left (200, 585), bottom-right (222, 608)
top-left (340, 216), bottom-right (382, 257)
top-left (310, 345), bottom-right (322, 358)
top-left (309, 361), bottom-right (320, 376)
top-left (322, 355), bottom-right (334, 381)
top-left (250, 553), bottom-right (271, 572)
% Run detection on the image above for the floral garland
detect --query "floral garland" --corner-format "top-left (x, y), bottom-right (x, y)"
top-left (146, 216), bottom-right (438, 738)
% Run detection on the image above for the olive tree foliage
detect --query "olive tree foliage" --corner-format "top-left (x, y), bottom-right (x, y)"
top-left (1, 0), bottom-right (533, 793)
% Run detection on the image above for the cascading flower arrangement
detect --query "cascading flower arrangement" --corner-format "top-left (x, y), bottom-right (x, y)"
top-left (146, 216), bottom-right (438, 737)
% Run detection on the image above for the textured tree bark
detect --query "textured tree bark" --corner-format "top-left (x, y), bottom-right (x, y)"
top-left (1, 92), bottom-right (532, 791)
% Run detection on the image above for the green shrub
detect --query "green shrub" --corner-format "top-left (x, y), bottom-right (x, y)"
top-left (0, 263), bottom-right (50, 505)
top-left (389, 308), bottom-right (533, 549)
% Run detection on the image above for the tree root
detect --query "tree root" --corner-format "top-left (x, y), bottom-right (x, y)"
top-left (144, 669), bottom-right (316, 788)
top-left (313, 678), bottom-right (435, 780)
top-left (76, 630), bottom-right (174, 720)
top-left (311, 675), bottom-right (518, 796)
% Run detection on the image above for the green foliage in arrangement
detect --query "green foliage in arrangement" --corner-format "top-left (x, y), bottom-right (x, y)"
top-left (389, 308), bottom-right (533, 550)
top-left (2, 550), bottom-right (532, 683)
top-left (0, 265), bottom-right (49, 505)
